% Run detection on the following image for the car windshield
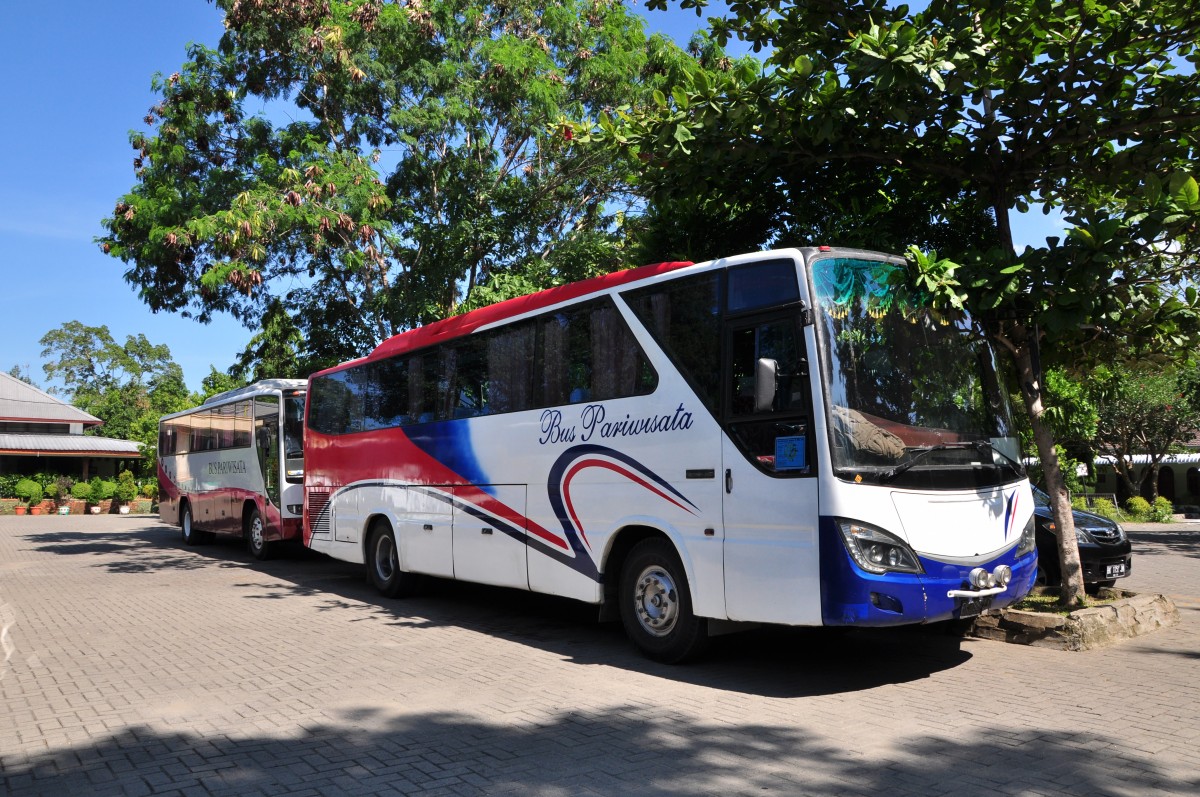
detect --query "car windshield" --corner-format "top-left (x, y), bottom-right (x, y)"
top-left (811, 256), bottom-right (1024, 490)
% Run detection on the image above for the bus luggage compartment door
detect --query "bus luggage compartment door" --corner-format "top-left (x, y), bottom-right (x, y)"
top-left (451, 484), bottom-right (528, 590)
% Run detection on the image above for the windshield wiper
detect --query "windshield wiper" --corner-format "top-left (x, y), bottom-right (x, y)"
top-left (972, 439), bottom-right (1025, 476)
top-left (881, 442), bottom-right (981, 483)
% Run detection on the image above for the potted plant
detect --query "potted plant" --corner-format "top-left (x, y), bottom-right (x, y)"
top-left (53, 476), bottom-right (75, 515)
top-left (114, 470), bottom-right (138, 514)
top-left (72, 481), bottom-right (94, 513)
top-left (14, 479), bottom-right (43, 515)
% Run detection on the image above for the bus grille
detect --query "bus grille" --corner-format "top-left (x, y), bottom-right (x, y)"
top-left (307, 490), bottom-right (331, 539)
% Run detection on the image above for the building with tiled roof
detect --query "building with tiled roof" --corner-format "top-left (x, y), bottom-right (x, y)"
top-left (0, 372), bottom-right (141, 479)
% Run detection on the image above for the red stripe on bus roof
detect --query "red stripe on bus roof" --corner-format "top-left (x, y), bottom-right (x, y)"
top-left (355, 260), bottom-right (694, 366)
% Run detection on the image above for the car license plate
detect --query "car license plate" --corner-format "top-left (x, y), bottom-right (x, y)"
top-left (1106, 563), bottom-right (1127, 578)
top-left (958, 597), bottom-right (991, 619)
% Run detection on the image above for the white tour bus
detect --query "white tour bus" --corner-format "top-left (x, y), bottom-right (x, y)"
top-left (303, 248), bottom-right (1036, 661)
top-left (158, 379), bottom-right (307, 559)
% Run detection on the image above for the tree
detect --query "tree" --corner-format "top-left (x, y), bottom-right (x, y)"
top-left (7, 365), bottom-right (37, 386)
top-left (583, 0), bottom-right (1200, 604)
top-left (101, 0), bottom-right (697, 372)
top-left (39, 323), bottom-right (196, 475)
top-left (1090, 366), bottom-right (1200, 501)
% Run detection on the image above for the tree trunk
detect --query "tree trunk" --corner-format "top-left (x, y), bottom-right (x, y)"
top-left (1012, 339), bottom-right (1086, 606)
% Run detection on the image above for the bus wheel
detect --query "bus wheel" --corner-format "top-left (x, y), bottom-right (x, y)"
top-left (181, 503), bottom-right (204, 546)
top-left (619, 538), bottom-right (708, 663)
top-left (246, 508), bottom-right (272, 561)
top-left (368, 521), bottom-right (420, 598)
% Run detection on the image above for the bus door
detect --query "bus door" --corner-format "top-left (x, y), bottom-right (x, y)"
top-left (720, 264), bottom-right (823, 625)
top-left (254, 397), bottom-right (281, 510)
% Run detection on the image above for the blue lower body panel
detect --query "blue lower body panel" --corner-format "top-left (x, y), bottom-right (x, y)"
top-left (819, 516), bottom-right (1037, 626)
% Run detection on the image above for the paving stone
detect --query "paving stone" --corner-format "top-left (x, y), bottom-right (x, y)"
top-left (1, 516), bottom-right (1197, 795)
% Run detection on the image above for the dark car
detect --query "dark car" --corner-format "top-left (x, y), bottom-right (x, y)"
top-left (1032, 486), bottom-right (1133, 590)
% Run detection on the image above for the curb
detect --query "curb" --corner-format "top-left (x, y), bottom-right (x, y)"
top-left (969, 589), bottom-right (1180, 651)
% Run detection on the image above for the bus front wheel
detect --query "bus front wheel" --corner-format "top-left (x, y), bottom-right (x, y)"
top-left (368, 521), bottom-right (421, 598)
top-left (619, 538), bottom-right (708, 663)
top-left (246, 508), bottom-right (272, 561)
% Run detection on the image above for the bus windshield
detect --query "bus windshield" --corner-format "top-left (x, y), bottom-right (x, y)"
top-left (811, 256), bottom-right (1023, 490)
top-left (284, 393), bottom-right (306, 484)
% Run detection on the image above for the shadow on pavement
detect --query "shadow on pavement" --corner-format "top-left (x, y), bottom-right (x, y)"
top-left (20, 519), bottom-right (973, 697)
top-left (2, 712), bottom-right (1194, 797)
top-left (1129, 530), bottom-right (1200, 560)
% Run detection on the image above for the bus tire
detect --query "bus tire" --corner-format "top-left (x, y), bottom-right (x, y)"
top-left (246, 508), bottom-right (272, 561)
top-left (368, 521), bottom-right (420, 598)
top-left (181, 503), bottom-right (205, 546)
top-left (619, 538), bottom-right (708, 663)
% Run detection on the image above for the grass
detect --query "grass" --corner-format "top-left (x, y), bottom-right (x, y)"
top-left (1011, 588), bottom-right (1118, 615)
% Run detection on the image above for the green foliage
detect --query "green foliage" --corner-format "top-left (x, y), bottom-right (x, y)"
top-left (50, 476), bottom-right (74, 504)
top-left (89, 478), bottom-right (117, 502)
top-left (1151, 496), bottom-right (1177, 523)
top-left (1071, 496), bottom-right (1088, 512)
top-left (1089, 497), bottom-right (1121, 522)
top-left (1027, 445), bottom-right (1088, 496)
top-left (114, 470), bottom-right (138, 504)
top-left (39, 322), bottom-right (196, 477)
top-left (1089, 365), bottom-right (1200, 499)
top-left (141, 482), bottom-right (159, 500)
top-left (14, 479), bottom-right (43, 506)
top-left (0, 474), bottom-right (19, 499)
top-left (71, 482), bottom-right (93, 502)
top-left (101, 0), bottom-right (691, 368)
top-left (1125, 496), bottom-right (1152, 521)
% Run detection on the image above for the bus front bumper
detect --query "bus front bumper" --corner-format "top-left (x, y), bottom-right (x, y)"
top-left (818, 518), bottom-right (1038, 627)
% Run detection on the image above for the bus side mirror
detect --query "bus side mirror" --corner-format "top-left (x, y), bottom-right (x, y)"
top-left (754, 358), bottom-right (778, 412)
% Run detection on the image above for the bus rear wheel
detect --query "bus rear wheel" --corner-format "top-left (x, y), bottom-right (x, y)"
top-left (181, 503), bottom-right (208, 546)
top-left (619, 538), bottom-right (708, 663)
top-left (368, 521), bottom-right (421, 598)
top-left (246, 508), bottom-right (272, 561)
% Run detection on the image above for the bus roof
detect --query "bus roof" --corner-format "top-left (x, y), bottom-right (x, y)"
top-left (201, 378), bottom-right (308, 406)
top-left (358, 260), bottom-right (695, 367)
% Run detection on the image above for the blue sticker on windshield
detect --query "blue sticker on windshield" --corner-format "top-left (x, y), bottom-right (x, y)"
top-left (776, 436), bottom-right (807, 470)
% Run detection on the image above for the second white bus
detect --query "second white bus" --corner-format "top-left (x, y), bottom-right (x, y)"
top-left (158, 379), bottom-right (307, 559)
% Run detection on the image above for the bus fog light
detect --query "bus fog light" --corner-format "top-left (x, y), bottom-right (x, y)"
top-left (968, 567), bottom-right (990, 589)
top-left (993, 565), bottom-right (1012, 586)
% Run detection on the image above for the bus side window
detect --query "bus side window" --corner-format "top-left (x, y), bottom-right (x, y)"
top-left (727, 317), bottom-right (811, 475)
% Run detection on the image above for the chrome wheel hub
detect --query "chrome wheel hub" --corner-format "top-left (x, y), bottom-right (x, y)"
top-left (633, 565), bottom-right (678, 637)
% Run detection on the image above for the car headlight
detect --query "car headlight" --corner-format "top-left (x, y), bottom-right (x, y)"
top-left (1075, 527), bottom-right (1093, 545)
top-left (1016, 515), bottom-right (1036, 557)
top-left (835, 519), bottom-right (923, 575)
top-left (1114, 523), bottom-right (1126, 542)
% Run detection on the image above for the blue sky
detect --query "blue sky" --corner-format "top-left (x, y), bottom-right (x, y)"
top-left (0, 1), bottom-right (1064, 395)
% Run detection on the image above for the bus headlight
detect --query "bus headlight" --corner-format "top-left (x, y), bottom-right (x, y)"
top-left (835, 519), bottom-right (923, 575)
top-left (1015, 515), bottom-right (1036, 557)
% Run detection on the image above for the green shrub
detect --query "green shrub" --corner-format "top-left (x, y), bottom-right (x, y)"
top-left (1090, 497), bottom-right (1121, 521)
top-left (1071, 496), bottom-right (1088, 511)
top-left (0, 474), bottom-right (21, 498)
top-left (14, 479), bottom-right (43, 506)
top-left (71, 482), bottom-right (93, 501)
top-left (88, 477), bottom-right (115, 502)
top-left (1124, 496), bottom-right (1151, 520)
top-left (114, 470), bottom-right (138, 504)
top-left (141, 482), bottom-right (159, 499)
top-left (1150, 496), bottom-right (1175, 523)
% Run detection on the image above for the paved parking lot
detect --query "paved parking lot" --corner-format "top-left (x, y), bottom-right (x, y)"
top-left (1, 514), bottom-right (1198, 796)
